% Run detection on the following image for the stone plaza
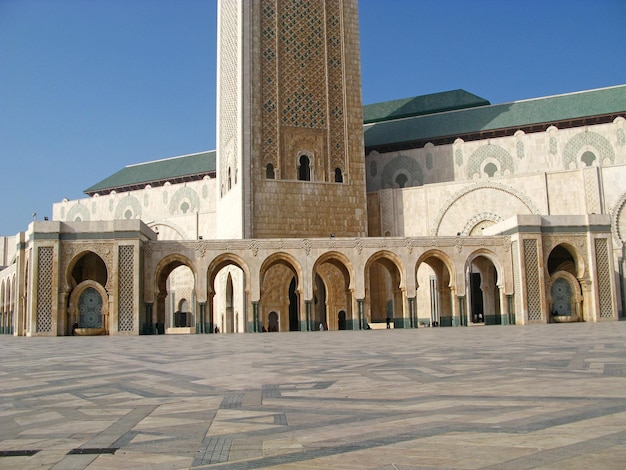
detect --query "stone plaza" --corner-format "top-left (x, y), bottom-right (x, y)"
top-left (2, 322), bottom-right (626, 469)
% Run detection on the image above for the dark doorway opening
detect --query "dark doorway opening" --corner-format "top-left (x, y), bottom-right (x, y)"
top-left (289, 277), bottom-right (299, 331)
top-left (470, 272), bottom-right (483, 323)
top-left (338, 310), bottom-right (347, 330)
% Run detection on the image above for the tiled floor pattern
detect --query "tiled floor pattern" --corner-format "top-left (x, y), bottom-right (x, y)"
top-left (1, 322), bottom-right (626, 469)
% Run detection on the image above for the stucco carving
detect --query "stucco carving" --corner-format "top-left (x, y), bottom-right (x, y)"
top-left (431, 181), bottom-right (540, 236)
top-left (609, 191), bottom-right (626, 247)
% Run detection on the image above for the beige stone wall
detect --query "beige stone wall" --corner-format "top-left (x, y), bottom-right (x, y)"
top-left (0, 235), bottom-right (18, 267)
top-left (366, 119), bottom-right (626, 193)
top-left (366, 119), bottom-right (626, 240)
top-left (252, 180), bottom-right (367, 238)
top-left (52, 178), bottom-right (217, 241)
top-left (216, 0), bottom-right (245, 239)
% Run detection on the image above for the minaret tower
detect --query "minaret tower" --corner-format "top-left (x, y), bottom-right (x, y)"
top-left (216, 0), bottom-right (367, 239)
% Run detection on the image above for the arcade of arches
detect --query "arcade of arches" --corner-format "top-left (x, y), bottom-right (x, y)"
top-left (2, 215), bottom-right (618, 336)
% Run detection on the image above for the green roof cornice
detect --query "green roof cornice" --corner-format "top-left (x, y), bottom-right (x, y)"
top-left (84, 151), bottom-right (216, 195)
top-left (364, 85), bottom-right (626, 150)
top-left (363, 89), bottom-right (490, 124)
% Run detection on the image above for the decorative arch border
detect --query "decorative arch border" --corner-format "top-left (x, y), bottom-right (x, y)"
top-left (169, 187), bottom-right (200, 215)
top-left (114, 195), bottom-right (142, 220)
top-left (415, 249), bottom-right (456, 290)
top-left (467, 144), bottom-right (514, 178)
top-left (609, 190), bottom-right (626, 247)
top-left (462, 212), bottom-right (504, 236)
top-left (66, 203), bottom-right (91, 222)
top-left (206, 252), bottom-right (251, 297)
top-left (67, 280), bottom-right (110, 334)
top-left (562, 130), bottom-right (615, 168)
top-left (311, 251), bottom-right (355, 292)
top-left (431, 181), bottom-right (541, 236)
top-left (546, 271), bottom-right (583, 321)
top-left (380, 154), bottom-right (424, 189)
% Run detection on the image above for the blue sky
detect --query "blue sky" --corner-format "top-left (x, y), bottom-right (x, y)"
top-left (1, 0), bottom-right (625, 236)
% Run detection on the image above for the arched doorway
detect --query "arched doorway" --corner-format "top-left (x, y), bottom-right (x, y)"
top-left (259, 254), bottom-right (302, 332)
top-left (416, 251), bottom-right (455, 327)
top-left (207, 255), bottom-right (249, 334)
top-left (174, 299), bottom-right (190, 327)
top-left (225, 273), bottom-right (235, 333)
top-left (338, 310), bottom-right (347, 330)
top-left (467, 254), bottom-right (502, 325)
top-left (268, 311), bottom-right (279, 332)
top-left (166, 265), bottom-right (195, 331)
top-left (365, 252), bottom-right (405, 328)
top-left (312, 252), bottom-right (354, 330)
top-left (547, 244), bottom-right (583, 322)
top-left (155, 255), bottom-right (196, 335)
top-left (66, 251), bottom-right (109, 335)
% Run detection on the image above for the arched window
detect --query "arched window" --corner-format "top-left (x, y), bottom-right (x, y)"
top-left (298, 155), bottom-right (311, 181)
top-left (581, 151), bottom-right (596, 167)
top-left (228, 167), bottom-right (232, 190)
top-left (266, 163), bottom-right (275, 179)
top-left (334, 168), bottom-right (343, 183)
top-left (484, 162), bottom-right (498, 177)
top-left (395, 173), bottom-right (408, 188)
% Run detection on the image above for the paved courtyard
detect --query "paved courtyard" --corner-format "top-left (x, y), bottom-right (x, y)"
top-left (1, 322), bottom-right (626, 469)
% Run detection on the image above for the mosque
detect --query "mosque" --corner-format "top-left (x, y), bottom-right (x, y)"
top-left (1, 0), bottom-right (625, 336)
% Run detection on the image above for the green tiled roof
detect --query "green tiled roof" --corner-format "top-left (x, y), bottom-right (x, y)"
top-left (363, 89), bottom-right (490, 124)
top-left (84, 151), bottom-right (215, 194)
top-left (364, 85), bottom-right (626, 149)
